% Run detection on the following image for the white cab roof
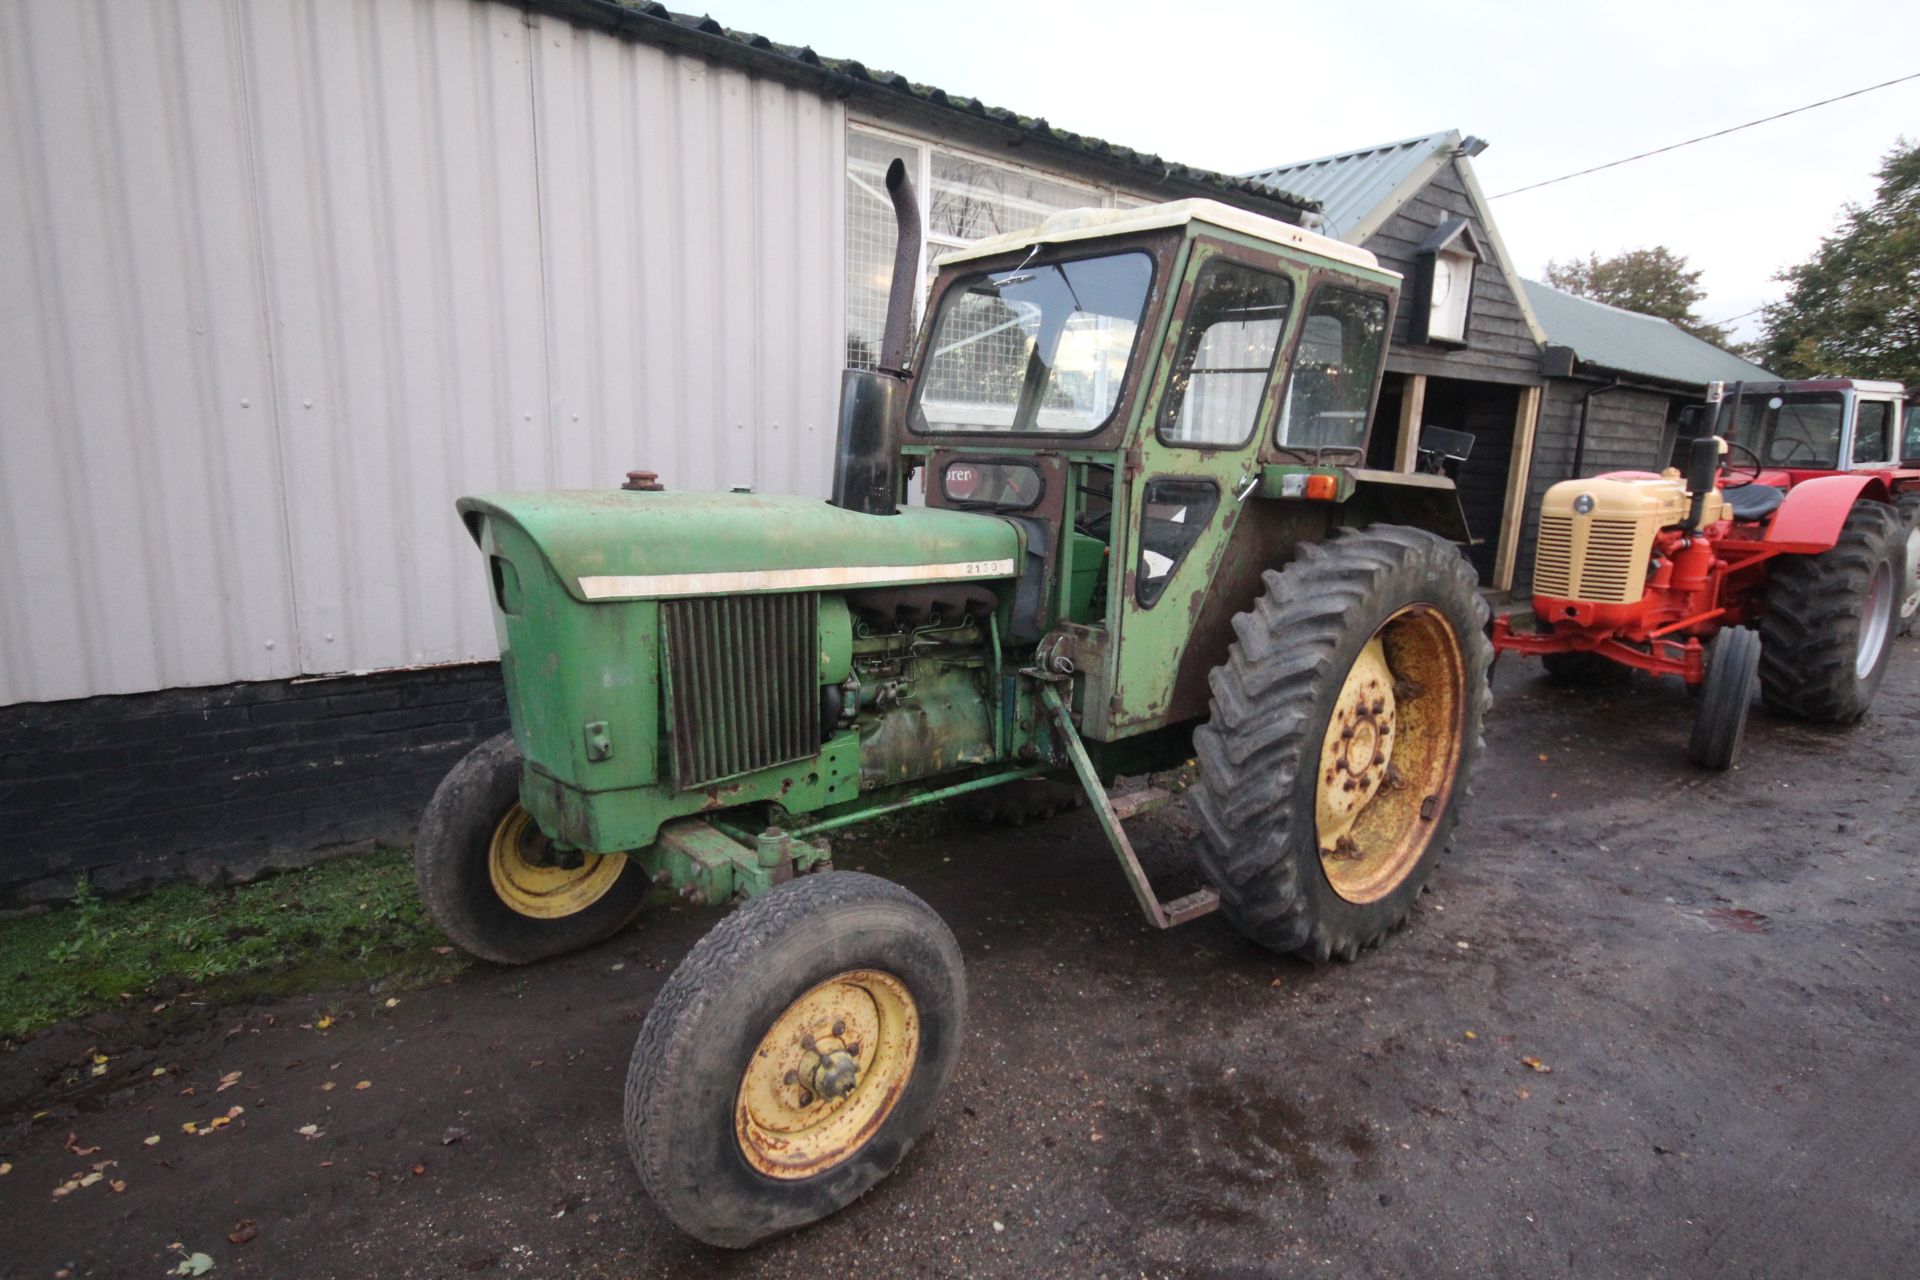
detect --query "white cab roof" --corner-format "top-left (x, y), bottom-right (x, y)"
top-left (932, 198), bottom-right (1393, 277)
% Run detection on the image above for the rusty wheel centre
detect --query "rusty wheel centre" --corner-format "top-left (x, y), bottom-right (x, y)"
top-left (1315, 606), bottom-right (1466, 904)
top-left (735, 969), bottom-right (920, 1180)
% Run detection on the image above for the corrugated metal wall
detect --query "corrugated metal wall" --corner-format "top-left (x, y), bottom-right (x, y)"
top-left (0, 0), bottom-right (845, 705)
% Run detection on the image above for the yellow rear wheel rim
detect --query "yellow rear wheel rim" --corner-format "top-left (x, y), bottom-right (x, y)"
top-left (735, 970), bottom-right (920, 1180)
top-left (486, 805), bottom-right (624, 919)
top-left (1315, 605), bottom-right (1466, 903)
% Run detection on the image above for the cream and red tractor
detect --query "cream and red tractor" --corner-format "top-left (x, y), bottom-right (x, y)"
top-left (1493, 379), bottom-right (1915, 769)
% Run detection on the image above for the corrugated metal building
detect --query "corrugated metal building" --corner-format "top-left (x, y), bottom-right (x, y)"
top-left (0, 0), bottom-right (1313, 899)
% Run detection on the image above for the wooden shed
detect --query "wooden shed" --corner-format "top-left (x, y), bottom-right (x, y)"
top-left (1248, 132), bottom-right (1548, 588)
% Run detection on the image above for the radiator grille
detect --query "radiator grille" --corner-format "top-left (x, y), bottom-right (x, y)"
top-left (1533, 515), bottom-right (1573, 598)
top-left (662, 593), bottom-right (820, 790)
top-left (1531, 515), bottom-right (1646, 604)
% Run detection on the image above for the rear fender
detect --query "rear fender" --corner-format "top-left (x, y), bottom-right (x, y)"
top-left (1340, 468), bottom-right (1472, 543)
top-left (1765, 474), bottom-right (1894, 550)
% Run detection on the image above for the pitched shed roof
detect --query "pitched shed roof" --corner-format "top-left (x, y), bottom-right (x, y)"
top-left (1520, 280), bottom-right (1773, 389)
top-left (526, 1), bottom-right (1316, 219)
top-left (1243, 131), bottom-right (1457, 240)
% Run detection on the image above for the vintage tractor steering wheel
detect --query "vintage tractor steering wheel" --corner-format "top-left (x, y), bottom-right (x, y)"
top-left (1719, 438), bottom-right (1764, 487)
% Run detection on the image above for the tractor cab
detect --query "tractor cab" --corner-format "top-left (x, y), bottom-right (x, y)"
top-left (1710, 378), bottom-right (1914, 496)
top-left (896, 199), bottom-right (1456, 737)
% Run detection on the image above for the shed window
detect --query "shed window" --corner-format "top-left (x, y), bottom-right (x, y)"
top-left (1159, 260), bottom-right (1294, 447)
top-left (845, 125), bottom-right (1157, 373)
top-left (1276, 288), bottom-right (1388, 450)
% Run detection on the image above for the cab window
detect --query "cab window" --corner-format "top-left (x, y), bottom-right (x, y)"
top-left (1135, 478), bottom-right (1220, 607)
top-left (1158, 260), bottom-right (1293, 447)
top-left (1276, 287), bottom-right (1388, 450)
top-left (1853, 399), bottom-right (1892, 465)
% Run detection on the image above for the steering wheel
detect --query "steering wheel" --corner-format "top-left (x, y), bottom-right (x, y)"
top-left (1719, 438), bottom-right (1764, 487)
top-left (1766, 437), bottom-right (1818, 464)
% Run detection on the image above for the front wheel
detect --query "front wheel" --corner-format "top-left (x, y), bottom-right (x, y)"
top-left (624, 872), bottom-right (965, 1249)
top-left (413, 733), bottom-right (650, 964)
top-left (1191, 525), bottom-right (1492, 963)
top-left (1689, 626), bottom-right (1759, 770)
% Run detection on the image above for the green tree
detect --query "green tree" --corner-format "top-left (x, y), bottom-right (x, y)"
top-left (1544, 246), bottom-right (1730, 345)
top-left (1755, 138), bottom-right (1920, 386)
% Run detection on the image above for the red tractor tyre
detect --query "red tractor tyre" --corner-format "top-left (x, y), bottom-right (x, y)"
top-left (1759, 500), bottom-right (1902, 723)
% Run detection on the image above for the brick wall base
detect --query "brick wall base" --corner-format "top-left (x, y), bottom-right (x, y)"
top-left (0, 663), bottom-right (508, 908)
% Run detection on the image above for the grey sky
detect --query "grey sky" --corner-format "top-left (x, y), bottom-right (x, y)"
top-left (707, 0), bottom-right (1919, 345)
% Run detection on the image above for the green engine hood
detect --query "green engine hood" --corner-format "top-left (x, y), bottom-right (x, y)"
top-left (459, 490), bottom-right (1023, 602)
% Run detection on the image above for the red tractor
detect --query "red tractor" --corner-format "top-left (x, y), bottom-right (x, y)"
top-left (1494, 379), bottom-right (1917, 769)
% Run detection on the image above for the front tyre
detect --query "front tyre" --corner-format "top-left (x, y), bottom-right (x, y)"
top-left (624, 872), bottom-right (965, 1249)
top-left (1191, 526), bottom-right (1492, 963)
top-left (1759, 500), bottom-right (1902, 722)
top-left (413, 732), bottom-right (649, 964)
top-left (1688, 626), bottom-right (1760, 771)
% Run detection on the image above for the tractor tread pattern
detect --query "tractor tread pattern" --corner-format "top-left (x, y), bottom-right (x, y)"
top-left (1188, 525), bottom-right (1491, 963)
top-left (1758, 500), bottom-right (1900, 722)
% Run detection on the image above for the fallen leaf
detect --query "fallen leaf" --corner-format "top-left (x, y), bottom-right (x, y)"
top-left (1521, 1056), bottom-right (1553, 1073)
top-left (0, 1162), bottom-right (11, 1175)
top-left (143, 1135), bottom-right (161, 1147)
top-left (110, 1179), bottom-right (126, 1193)
top-left (90, 1063), bottom-right (109, 1077)
top-left (92, 1053), bottom-right (109, 1065)
top-left (225, 1105), bottom-right (245, 1120)
top-left (354, 1081), bottom-right (371, 1091)
top-left (77, 1171), bottom-right (102, 1188)
top-left (228, 1220), bottom-right (257, 1245)
top-left (1538, 753), bottom-right (1550, 762)
top-left (1463, 1030), bottom-right (1478, 1040)
top-left (216, 1071), bottom-right (243, 1093)
top-left (1516, 1087), bottom-right (1532, 1100)
top-left (384, 997), bottom-right (400, 1009)
top-left (205, 1116), bottom-right (230, 1131)
top-left (151, 1067), bottom-right (169, 1078)
top-left (181, 1122), bottom-right (199, 1134)
top-left (315, 1016), bottom-right (334, 1030)
top-left (63, 1133), bottom-right (101, 1157)
top-left (174, 1251), bottom-right (215, 1277)
top-left (411, 1163), bottom-right (427, 1176)
top-left (441, 1127), bottom-right (469, 1146)
top-left (320, 1082), bottom-right (337, 1092)
top-left (53, 1180), bottom-right (78, 1198)
top-left (298, 1124), bottom-right (321, 1139)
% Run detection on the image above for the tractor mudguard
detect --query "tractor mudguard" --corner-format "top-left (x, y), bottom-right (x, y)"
top-left (1341, 468), bottom-right (1473, 544)
top-left (1764, 473), bottom-right (1895, 552)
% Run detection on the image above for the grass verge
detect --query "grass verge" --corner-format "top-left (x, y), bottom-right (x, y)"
top-left (0, 848), bottom-right (465, 1041)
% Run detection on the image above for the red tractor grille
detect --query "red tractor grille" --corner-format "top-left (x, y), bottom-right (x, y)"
top-left (661, 593), bottom-right (820, 790)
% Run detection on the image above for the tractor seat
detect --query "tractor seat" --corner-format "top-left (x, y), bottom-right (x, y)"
top-left (1722, 483), bottom-right (1785, 522)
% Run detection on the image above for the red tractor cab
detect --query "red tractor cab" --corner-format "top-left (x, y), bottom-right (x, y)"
top-left (1494, 379), bottom-right (1914, 770)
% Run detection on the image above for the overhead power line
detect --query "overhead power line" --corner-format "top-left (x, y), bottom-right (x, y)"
top-left (1489, 70), bottom-right (1920, 199)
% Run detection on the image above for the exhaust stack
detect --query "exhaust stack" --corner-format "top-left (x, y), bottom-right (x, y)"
top-left (830, 158), bottom-right (921, 516)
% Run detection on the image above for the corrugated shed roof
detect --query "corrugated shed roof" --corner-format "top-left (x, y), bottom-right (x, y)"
top-left (1243, 131), bottom-right (1456, 238)
top-left (526, 1), bottom-right (1317, 218)
top-left (1521, 280), bottom-right (1773, 388)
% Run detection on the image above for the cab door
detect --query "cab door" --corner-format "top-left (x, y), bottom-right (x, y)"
top-left (1098, 238), bottom-right (1303, 736)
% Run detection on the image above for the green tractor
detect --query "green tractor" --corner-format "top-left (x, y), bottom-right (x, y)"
top-left (417, 160), bottom-right (1492, 1247)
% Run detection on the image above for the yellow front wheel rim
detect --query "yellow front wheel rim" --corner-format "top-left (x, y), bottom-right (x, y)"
top-left (735, 970), bottom-right (920, 1180)
top-left (1315, 605), bottom-right (1466, 904)
top-left (486, 806), bottom-right (624, 919)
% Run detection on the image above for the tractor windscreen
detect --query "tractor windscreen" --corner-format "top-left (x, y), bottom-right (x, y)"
top-left (1724, 389), bottom-right (1847, 468)
top-left (911, 252), bottom-right (1153, 436)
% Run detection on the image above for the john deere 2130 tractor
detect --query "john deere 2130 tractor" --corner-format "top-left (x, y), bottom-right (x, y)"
top-left (417, 161), bottom-right (1492, 1246)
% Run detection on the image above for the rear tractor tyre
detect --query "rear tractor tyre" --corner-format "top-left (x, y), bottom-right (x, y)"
top-left (413, 732), bottom-right (649, 965)
top-left (964, 777), bottom-right (1087, 826)
top-left (1759, 500), bottom-right (1902, 723)
top-left (624, 872), bottom-right (965, 1249)
top-left (1541, 649), bottom-right (1630, 686)
top-left (1688, 626), bottom-right (1760, 771)
top-left (1895, 492), bottom-right (1920, 637)
top-left (1190, 525), bottom-right (1492, 963)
